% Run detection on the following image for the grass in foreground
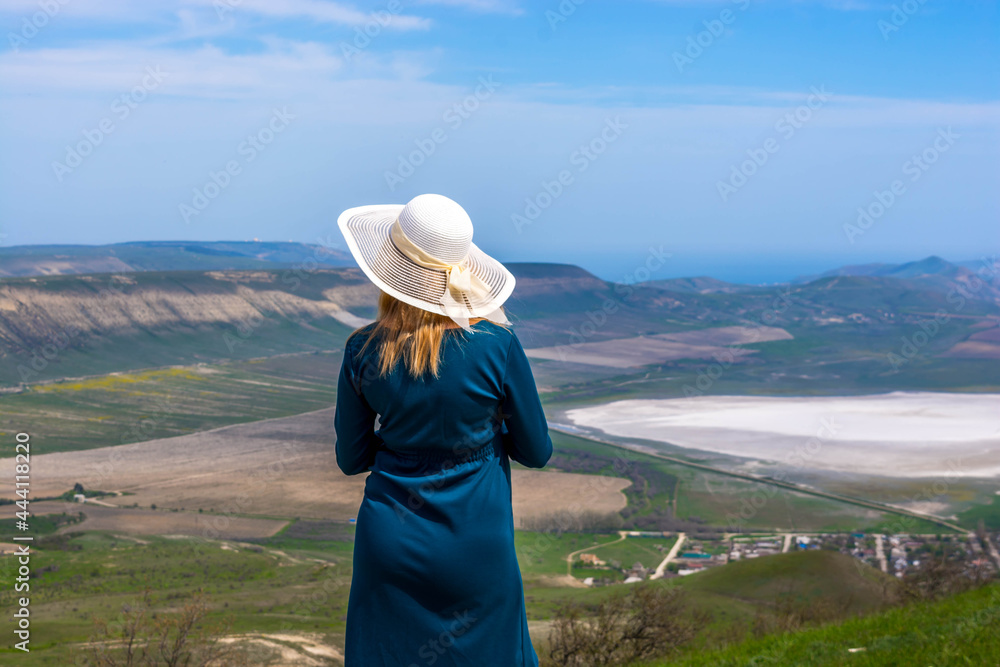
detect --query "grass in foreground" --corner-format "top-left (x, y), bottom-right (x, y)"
top-left (660, 583), bottom-right (1000, 666)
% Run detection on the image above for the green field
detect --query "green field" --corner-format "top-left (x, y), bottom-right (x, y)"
top-left (585, 536), bottom-right (675, 573)
top-left (958, 494), bottom-right (1000, 531)
top-left (0, 529), bottom-right (354, 663)
top-left (0, 354), bottom-right (342, 454)
top-left (515, 531), bottom-right (611, 579)
top-left (547, 431), bottom-right (921, 535)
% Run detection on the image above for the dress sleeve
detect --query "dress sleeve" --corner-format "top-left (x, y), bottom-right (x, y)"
top-left (500, 331), bottom-right (553, 469)
top-left (334, 342), bottom-right (380, 475)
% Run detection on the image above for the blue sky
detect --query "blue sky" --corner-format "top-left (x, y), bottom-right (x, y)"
top-left (0, 0), bottom-right (997, 282)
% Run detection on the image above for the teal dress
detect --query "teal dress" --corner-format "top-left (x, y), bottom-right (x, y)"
top-left (335, 320), bottom-right (552, 666)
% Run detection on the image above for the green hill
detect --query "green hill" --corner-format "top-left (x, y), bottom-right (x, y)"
top-left (678, 550), bottom-right (898, 616)
top-left (662, 582), bottom-right (1000, 666)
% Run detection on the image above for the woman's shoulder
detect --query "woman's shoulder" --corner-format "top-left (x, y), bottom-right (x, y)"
top-left (344, 323), bottom-right (378, 359)
top-left (469, 319), bottom-right (515, 338)
top-left (466, 320), bottom-right (521, 356)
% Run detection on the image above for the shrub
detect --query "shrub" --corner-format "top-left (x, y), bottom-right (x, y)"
top-left (86, 588), bottom-right (253, 666)
top-left (545, 585), bottom-right (707, 666)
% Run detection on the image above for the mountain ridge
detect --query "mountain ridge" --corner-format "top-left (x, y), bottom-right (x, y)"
top-left (0, 240), bottom-right (354, 277)
top-left (2, 259), bottom-right (998, 389)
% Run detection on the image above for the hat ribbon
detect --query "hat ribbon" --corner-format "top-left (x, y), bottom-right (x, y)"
top-left (389, 219), bottom-right (508, 329)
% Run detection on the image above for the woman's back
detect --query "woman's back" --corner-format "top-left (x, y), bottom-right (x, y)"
top-left (336, 319), bottom-right (552, 473)
top-left (335, 319), bottom-right (552, 666)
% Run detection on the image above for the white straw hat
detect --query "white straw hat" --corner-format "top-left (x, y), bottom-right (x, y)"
top-left (337, 194), bottom-right (516, 329)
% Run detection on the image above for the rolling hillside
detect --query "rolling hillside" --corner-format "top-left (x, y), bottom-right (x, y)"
top-left (678, 550), bottom-right (896, 615)
top-left (667, 582), bottom-right (1000, 666)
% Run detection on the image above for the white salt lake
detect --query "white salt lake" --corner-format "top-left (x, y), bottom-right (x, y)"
top-left (565, 392), bottom-right (1000, 478)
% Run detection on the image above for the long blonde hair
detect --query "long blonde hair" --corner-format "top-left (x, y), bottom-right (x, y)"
top-left (355, 292), bottom-right (503, 379)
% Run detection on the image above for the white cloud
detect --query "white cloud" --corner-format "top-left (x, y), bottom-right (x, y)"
top-left (0, 40), bottom-right (345, 99)
top-left (0, 0), bottom-right (433, 29)
top-left (642, 0), bottom-right (880, 9)
top-left (3, 38), bottom-right (997, 135)
top-left (184, 0), bottom-right (433, 30)
top-left (414, 0), bottom-right (523, 15)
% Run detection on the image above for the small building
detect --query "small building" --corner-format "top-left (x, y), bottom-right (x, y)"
top-left (626, 561), bottom-right (650, 580)
top-left (580, 553), bottom-right (606, 566)
top-left (73, 494), bottom-right (86, 503)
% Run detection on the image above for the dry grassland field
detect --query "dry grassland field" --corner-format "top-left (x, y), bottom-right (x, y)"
top-left (5, 409), bottom-right (629, 531)
top-left (30, 501), bottom-right (288, 540)
top-left (524, 326), bottom-right (792, 368)
top-left (944, 326), bottom-right (1000, 358)
top-left (566, 392), bottom-right (1000, 478)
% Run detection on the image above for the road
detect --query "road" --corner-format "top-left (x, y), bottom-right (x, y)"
top-left (81, 498), bottom-right (119, 507)
top-left (651, 532), bottom-right (686, 579)
top-left (782, 533), bottom-right (793, 553)
top-left (874, 534), bottom-right (888, 573)
top-left (565, 531), bottom-right (628, 577)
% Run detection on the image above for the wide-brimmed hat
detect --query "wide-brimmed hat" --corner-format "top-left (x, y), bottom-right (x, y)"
top-left (337, 194), bottom-right (515, 329)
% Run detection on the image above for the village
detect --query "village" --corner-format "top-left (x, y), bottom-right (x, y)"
top-left (571, 530), bottom-right (1000, 586)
